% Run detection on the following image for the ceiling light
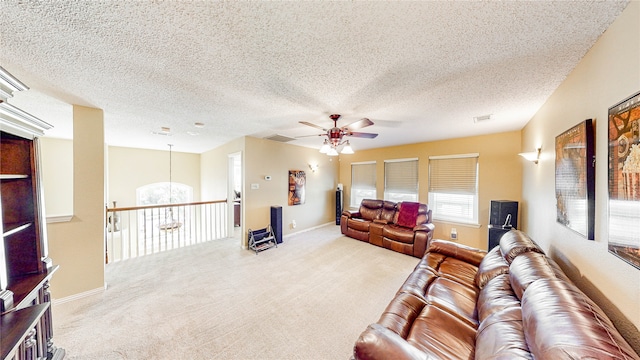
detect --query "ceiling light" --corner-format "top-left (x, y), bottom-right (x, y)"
top-left (341, 141), bottom-right (354, 154)
top-left (519, 148), bottom-right (541, 164)
top-left (319, 139), bottom-right (330, 154)
top-left (327, 147), bottom-right (339, 156)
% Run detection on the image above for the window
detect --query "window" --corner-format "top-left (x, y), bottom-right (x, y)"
top-left (384, 158), bottom-right (418, 202)
top-left (351, 162), bottom-right (376, 207)
top-left (137, 182), bottom-right (193, 206)
top-left (136, 182), bottom-right (194, 230)
top-left (428, 154), bottom-right (479, 224)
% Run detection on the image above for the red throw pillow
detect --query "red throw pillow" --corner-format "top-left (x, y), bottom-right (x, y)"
top-left (397, 202), bottom-right (420, 228)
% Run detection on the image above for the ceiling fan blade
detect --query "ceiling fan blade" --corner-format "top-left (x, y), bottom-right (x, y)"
top-left (349, 132), bottom-right (378, 139)
top-left (343, 117), bottom-right (374, 131)
top-left (295, 133), bottom-right (325, 138)
top-left (299, 121), bottom-right (327, 131)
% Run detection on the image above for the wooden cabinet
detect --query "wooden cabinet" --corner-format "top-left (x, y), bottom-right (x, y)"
top-left (0, 67), bottom-right (64, 359)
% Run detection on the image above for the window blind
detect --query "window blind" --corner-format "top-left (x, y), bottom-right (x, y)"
top-left (428, 155), bottom-right (478, 194)
top-left (352, 162), bottom-right (376, 190)
top-left (385, 159), bottom-right (418, 193)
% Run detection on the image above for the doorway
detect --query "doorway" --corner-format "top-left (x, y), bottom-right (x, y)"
top-left (228, 152), bottom-right (242, 244)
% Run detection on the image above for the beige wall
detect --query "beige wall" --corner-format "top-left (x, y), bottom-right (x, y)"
top-left (107, 146), bottom-right (201, 208)
top-left (244, 137), bottom-right (339, 246)
top-left (48, 105), bottom-right (105, 299)
top-left (200, 136), bottom-right (339, 248)
top-left (40, 137), bottom-right (73, 217)
top-left (200, 136), bottom-right (245, 201)
top-left (521, 1), bottom-right (640, 349)
top-left (339, 131), bottom-right (522, 250)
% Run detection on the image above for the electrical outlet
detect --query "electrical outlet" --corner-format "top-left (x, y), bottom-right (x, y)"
top-left (292, 220), bottom-right (296, 229)
top-left (450, 228), bottom-right (457, 240)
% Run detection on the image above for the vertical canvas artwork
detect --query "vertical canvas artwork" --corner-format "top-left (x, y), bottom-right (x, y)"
top-left (555, 119), bottom-right (595, 240)
top-left (608, 91), bottom-right (640, 269)
top-left (288, 170), bottom-right (306, 206)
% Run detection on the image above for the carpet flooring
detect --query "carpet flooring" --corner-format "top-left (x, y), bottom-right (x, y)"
top-left (52, 225), bottom-right (419, 359)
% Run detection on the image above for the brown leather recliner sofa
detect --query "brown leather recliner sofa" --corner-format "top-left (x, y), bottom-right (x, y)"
top-left (353, 230), bottom-right (639, 360)
top-left (340, 199), bottom-right (435, 258)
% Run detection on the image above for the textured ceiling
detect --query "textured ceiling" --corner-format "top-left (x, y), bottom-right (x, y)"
top-left (0, 1), bottom-right (629, 153)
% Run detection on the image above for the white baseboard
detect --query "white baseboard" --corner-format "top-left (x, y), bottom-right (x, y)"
top-left (283, 222), bottom-right (335, 239)
top-left (52, 285), bottom-right (105, 305)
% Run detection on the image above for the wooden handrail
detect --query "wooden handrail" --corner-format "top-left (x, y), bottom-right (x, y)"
top-left (105, 199), bottom-right (228, 213)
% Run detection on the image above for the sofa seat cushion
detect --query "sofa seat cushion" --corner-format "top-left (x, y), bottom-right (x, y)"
top-left (378, 292), bottom-right (428, 339)
top-left (348, 218), bottom-right (372, 232)
top-left (437, 257), bottom-right (479, 288)
top-left (396, 264), bottom-right (438, 299)
top-left (407, 304), bottom-right (476, 360)
top-left (475, 307), bottom-right (532, 360)
top-left (477, 274), bottom-right (521, 323)
top-left (425, 277), bottom-right (479, 328)
top-left (354, 324), bottom-right (429, 360)
top-left (382, 224), bottom-right (415, 244)
top-left (421, 252), bottom-right (447, 269)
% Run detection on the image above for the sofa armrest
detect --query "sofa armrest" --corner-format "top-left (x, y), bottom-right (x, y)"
top-left (354, 324), bottom-right (429, 360)
top-left (427, 239), bottom-right (487, 266)
top-left (342, 210), bottom-right (361, 219)
top-left (413, 223), bottom-right (435, 233)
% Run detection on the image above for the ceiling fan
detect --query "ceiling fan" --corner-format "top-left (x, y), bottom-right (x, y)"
top-left (298, 114), bottom-right (378, 155)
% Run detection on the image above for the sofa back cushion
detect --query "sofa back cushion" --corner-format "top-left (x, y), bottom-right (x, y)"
top-left (380, 201), bottom-right (398, 223)
top-left (509, 251), bottom-right (572, 300)
top-left (359, 199), bottom-right (383, 221)
top-left (393, 202), bottom-right (430, 228)
top-left (475, 246), bottom-right (510, 289)
top-left (499, 230), bottom-right (544, 264)
top-left (521, 279), bottom-right (640, 360)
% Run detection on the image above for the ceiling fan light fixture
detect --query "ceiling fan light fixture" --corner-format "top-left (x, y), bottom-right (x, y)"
top-left (319, 140), bottom-right (330, 153)
top-left (341, 141), bottom-right (354, 154)
top-left (327, 147), bottom-right (339, 156)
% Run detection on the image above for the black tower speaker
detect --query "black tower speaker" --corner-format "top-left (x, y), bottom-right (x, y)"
top-left (488, 227), bottom-right (511, 250)
top-left (489, 200), bottom-right (518, 229)
top-left (270, 206), bottom-right (283, 244)
top-left (336, 189), bottom-right (343, 225)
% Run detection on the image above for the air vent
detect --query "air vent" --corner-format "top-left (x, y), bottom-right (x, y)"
top-left (473, 114), bottom-right (492, 123)
top-left (265, 134), bottom-right (296, 142)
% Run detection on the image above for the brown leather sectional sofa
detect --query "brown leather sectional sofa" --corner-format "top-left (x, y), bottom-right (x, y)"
top-left (341, 199), bottom-right (435, 258)
top-left (353, 230), bottom-right (639, 360)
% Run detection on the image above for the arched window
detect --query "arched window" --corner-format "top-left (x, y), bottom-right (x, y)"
top-left (136, 182), bottom-right (193, 206)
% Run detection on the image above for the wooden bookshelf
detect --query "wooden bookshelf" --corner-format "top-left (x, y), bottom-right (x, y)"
top-left (0, 67), bottom-right (64, 359)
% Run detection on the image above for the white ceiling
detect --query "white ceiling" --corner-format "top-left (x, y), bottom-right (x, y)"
top-left (0, 1), bottom-right (629, 154)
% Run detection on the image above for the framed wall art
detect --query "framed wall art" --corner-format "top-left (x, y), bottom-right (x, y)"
top-left (555, 119), bottom-right (595, 240)
top-left (288, 170), bottom-right (306, 206)
top-left (608, 91), bottom-right (640, 269)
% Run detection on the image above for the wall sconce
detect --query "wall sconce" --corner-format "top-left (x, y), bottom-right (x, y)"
top-left (308, 163), bottom-right (319, 172)
top-left (519, 148), bottom-right (541, 164)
